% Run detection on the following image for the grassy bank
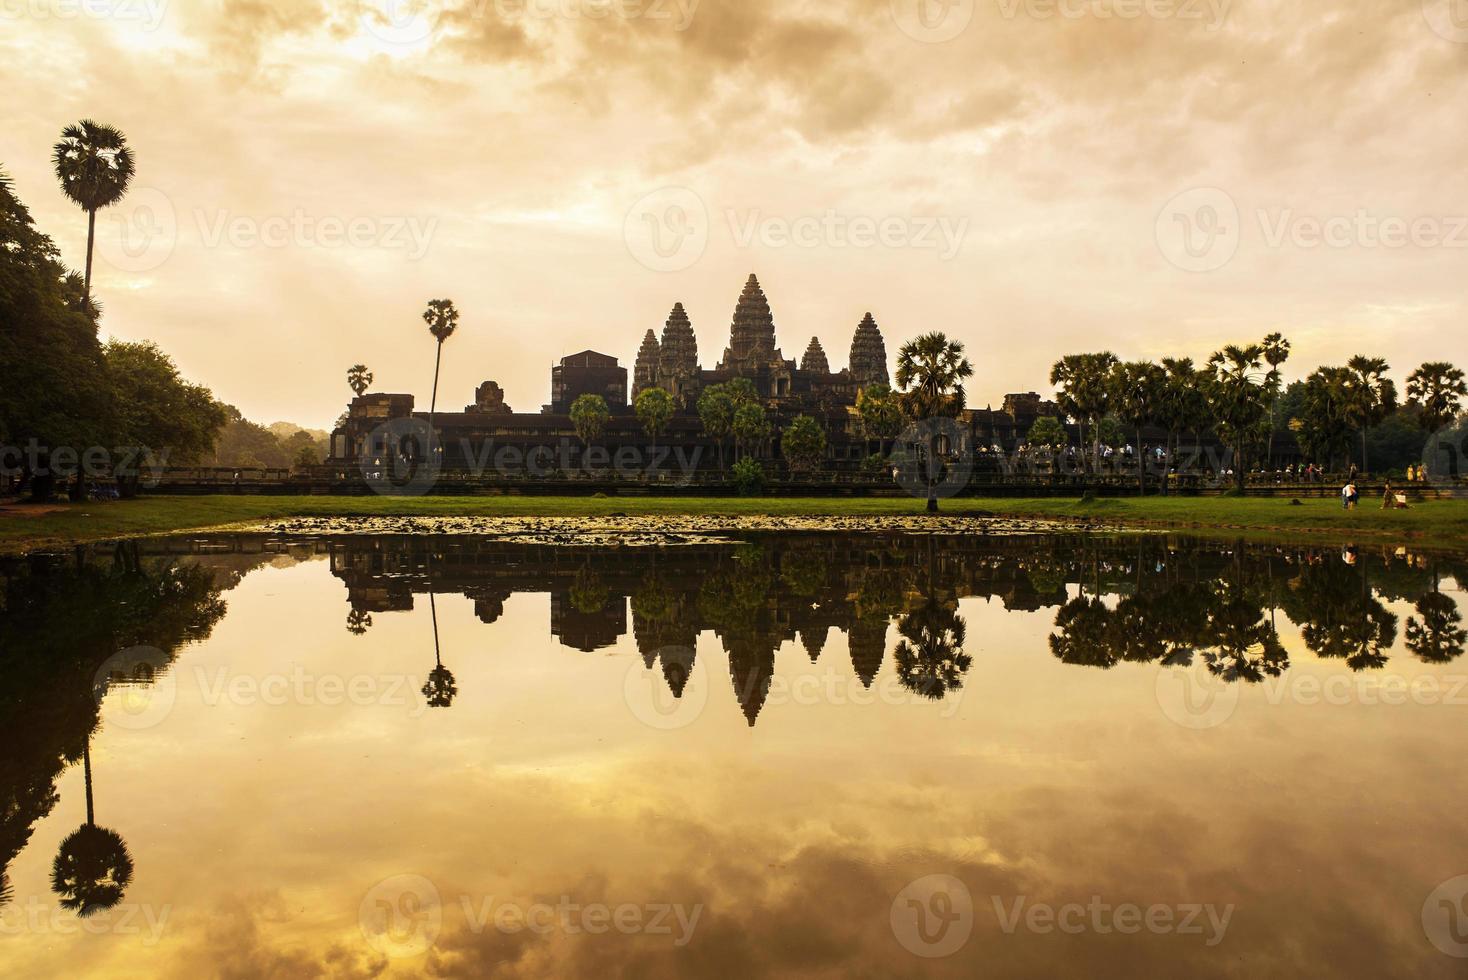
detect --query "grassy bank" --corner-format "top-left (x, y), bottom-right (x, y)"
top-left (2, 494), bottom-right (1466, 554)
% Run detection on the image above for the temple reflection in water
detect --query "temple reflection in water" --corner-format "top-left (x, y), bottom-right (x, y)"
top-left (1, 532), bottom-right (1464, 927)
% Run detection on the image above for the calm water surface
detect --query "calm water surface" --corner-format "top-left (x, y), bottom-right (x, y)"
top-left (3, 531), bottom-right (1467, 978)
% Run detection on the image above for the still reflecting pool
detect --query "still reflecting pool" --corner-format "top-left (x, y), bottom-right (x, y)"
top-left (2, 532), bottom-right (1467, 977)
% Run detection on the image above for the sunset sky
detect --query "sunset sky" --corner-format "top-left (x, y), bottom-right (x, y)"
top-left (4, 0), bottom-right (1465, 429)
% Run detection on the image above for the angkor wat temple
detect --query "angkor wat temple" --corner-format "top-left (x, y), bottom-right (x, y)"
top-left (328, 274), bottom-right (1056, 472)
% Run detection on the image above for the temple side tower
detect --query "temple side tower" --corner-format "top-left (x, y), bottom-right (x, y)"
top-left (849, 313), bottom-right (889, 388)
top-left (633, 329), bottom-right (661, 398)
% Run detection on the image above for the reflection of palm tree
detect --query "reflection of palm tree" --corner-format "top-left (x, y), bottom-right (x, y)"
top-left (1049, 596), bottom-right (1118, 668)
top-left (1406, 592), bottom-right (1467, 664)
top-left (421, 593), bottom-right (457, 709)
top-left (51, 743), bottom-right (133, 917)
top-left (346, 609), bottom-right (373, 636)
top-left (1200, 588), bottom-right (1289, 683)
top-left (894, 598), bottom-right (970, 700)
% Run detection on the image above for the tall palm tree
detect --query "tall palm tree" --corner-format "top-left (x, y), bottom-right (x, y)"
top-left (1261, 332), bottom-right (1291, 467)
top-left (1406, 361), bottom-right (1467, 433)
top-left (1050, 352), bottom-right (1118, 471)
top-left (895, 332), bottom-right (973, 512)
top-left (1108, 360), bottom-right (1166, 495)
top-left (51, 742), bottom-right (134, 917)
top-left (52, 120), bottom-right (135, 315)
top-left (422, 299), bottom-right (459, 462)
top-left (1342, 356), bottom-right (1397, 473)
top-left (347, 364), bottom-right (374, 398)
top-left (1157, 357), bottom-right (1208, 495)
top-left (1205, 343), bottom-right (1279, 493)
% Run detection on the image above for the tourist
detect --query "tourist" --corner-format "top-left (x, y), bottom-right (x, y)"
top-left (1381, 481), bottom-right (1393, 510)
top-left (1342, 482), bottom-right (1358, 510)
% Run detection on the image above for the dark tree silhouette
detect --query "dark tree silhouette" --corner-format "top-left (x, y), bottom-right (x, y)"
top-left (51, 743), bottom-right (133, 917)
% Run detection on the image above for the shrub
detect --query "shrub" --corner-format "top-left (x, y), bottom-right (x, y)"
top-left (733, 457), bottom-right (764, 495)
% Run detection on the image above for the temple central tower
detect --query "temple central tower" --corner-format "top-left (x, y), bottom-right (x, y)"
top-left (719, 274), bottom-right (783, 371)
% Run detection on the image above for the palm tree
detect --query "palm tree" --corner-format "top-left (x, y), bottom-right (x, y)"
top-left (894, 537), bottom-right (971, 698)
top-left (1261, 332), bottom-right (1291, 467)
top-left (1108, 360), bottom-right (1166, 495)
top-left (1205, 343), bottom-right (1280, 493)
top-left (1406, 361), bottom-right (1467, 433)
top-left (51, 743), bottom-right (134, 917)
top-left (1156, 357), bottom-right (1208, 494)
top-left (347, 364), bottom-right (374, 398)
top-left (896, 332), bottom-right (974, 512)
top-left (422, 299), bottom-right (460, 461)
top-left (1342, 356), bottom-right (1396, 473)
top-left (52, 120), bottom-right (135, 315)
top-left (1050, 352), bottom-right (1118, 471)
top-left (422, 591), bottom-right (457, 708)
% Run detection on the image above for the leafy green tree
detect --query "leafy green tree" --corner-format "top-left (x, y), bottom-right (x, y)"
top-left (1204, 343), bottom-right (1281, 493)
top-left (732, 401), bottom-right (771, 461)
top-left (347, 364), bottom-right (373, 398)
top-left (1050, 352), bottom-right (1117, 470)
top-left (1156, 357), bottom-right (1209, 493)
top-left (1406, 591), bottom-right (1467, 663)
top-left (569, 393), bottom-right (610, 448)
top-left (856, 382), bottom-right (903, 456)
top-left (0, 168), bottom-right (111, 499)
top-left (732, 456), bottom-right (764, 494)
top-left (1342, 356), bottom-right (1397, 473)
top-left (1026, 415), bottom-right (1068, 452)
top-left (1108, 360), bottom-right (1166, 494)
top-left (104, 341), bottom-right (227, 491)
top-left (52, 120), bottom-right (134, 315)
top-left (1406, 361), bottom-right (1467, 433)
top-left (896, 332), bottom-right (974, 512)
top-left (696, 384), bottom-right (735, 470)
top-left (781, 415), bottom-right (826, 472)
top-left (635, 386), bottom-right (674, 453)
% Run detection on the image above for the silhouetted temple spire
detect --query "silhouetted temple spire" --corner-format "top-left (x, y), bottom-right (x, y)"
top-left (659, 302), bottom-right (699, 378)
top-left (800, 625), bottom-right (829, 662)
top-left (633, 329), bottom-right (660, 398)
top-left (720, 274), bottom-right (782, 370)
top-left (660, 646), bottom-right (697, 699)
top-left (849, 313), bottom-right (889, 388)
top-left (801, 337), bottom-right (829, 375)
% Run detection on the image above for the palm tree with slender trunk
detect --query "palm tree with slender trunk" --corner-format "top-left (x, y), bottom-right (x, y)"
top-left (896, 333), bottom-right (973, 512)
top-left (1342, 355), bottom-right (1396, 474)
top-left (52, 120), bottom-right (135, 316)
top-left (1262, 332), bottom-right (1291, 467)
top-left (1108, 360), bottom-right (1166, 496)
top-left (422, 299), bottom-right (459, 465)
top-left (1205, 343), bottom-right (1280, 494)
top-left (52, 742), bottom-right (134, 917)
